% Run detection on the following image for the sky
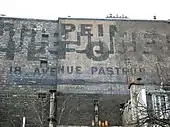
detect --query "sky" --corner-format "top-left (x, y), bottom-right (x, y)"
top-left (0, 0), bottom-right (170, 20)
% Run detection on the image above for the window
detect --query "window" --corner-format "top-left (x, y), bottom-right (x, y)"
top-left (146, 94), bottom-right (153, 117)
top-left (42, 33), bottom-right (49, 38)
top-left (156, 96), bottom-right (161, 117)
top-left (40, 60), bottom-right (48, 68)
top-left (160, 96), bottom-right (166, 119)
top-left (42, 33), bottom-right (49, 41)
top-left (155, 95), bottom-right (168, 119)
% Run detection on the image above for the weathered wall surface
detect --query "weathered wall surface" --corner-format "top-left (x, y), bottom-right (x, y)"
top-left (58, 18), bottom-right (170, 87)
top-left (1, 17), bottom-right (170, 126)
top-left (0, 17), bottom-right (129, 126)
top-left (1, 17), bottom-right (170, 94)
top-left (0, 87), bottom-right (127, 126)
top-left (0, 17), bottom-right (58, 86)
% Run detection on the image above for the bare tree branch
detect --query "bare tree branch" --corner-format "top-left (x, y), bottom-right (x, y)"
top-left (58, 95), bottom-right (71, 125)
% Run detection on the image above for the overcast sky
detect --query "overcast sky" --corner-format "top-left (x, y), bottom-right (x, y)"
top-left (0, 0), bottom-right (170, 20)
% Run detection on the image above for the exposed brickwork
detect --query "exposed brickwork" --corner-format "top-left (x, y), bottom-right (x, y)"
top-left (0, 17), bottom-right (170, 126)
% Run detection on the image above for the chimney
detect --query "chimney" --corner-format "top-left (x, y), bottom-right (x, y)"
top-left (48, 90), bottom-right (56, 127)
top-left (128, 77), bottom-right (144, 89)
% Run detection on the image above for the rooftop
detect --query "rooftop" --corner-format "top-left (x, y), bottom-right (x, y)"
top-left (1, 15), bottom-right (170, 23)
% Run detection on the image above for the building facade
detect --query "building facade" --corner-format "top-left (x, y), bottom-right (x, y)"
top-left (0, 16), bottom-right (170, 126)
top-left (122, 80), bottom-right (170, 127)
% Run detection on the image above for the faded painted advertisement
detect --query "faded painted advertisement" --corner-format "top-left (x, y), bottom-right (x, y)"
top-left (57, 19), bottom-right (144, 84)
top-left (58, 18), bottom-right (170, 85)
top-left (0, 17), bottom-right (58, 86)
top-left (1, 17), bottom-right (170, 127)
top-left (0, 17), bottom-right (170, 93)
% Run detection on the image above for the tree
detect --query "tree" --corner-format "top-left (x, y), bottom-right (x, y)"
top-left (122, 84), bottom-right (170, 127)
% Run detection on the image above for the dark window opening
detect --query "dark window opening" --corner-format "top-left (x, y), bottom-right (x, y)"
top-left (40, 60), bottom-right (48, 68)
top-left (42, 34), bottom-right (49, 38)
top-left (42, 33), bottom-right (49, 41)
